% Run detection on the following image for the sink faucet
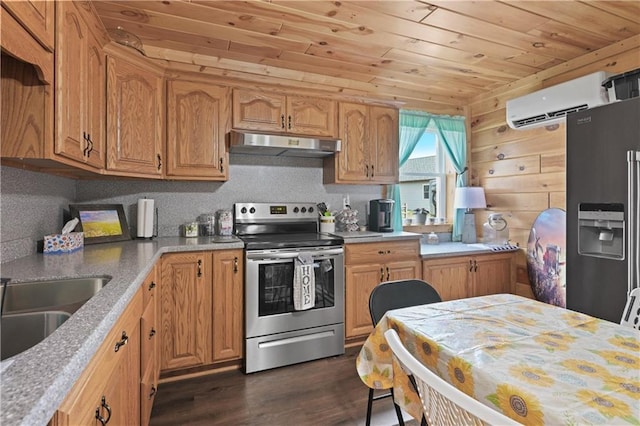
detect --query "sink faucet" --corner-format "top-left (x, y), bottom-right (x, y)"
top-left (1, 278), bottom-right (10, 316)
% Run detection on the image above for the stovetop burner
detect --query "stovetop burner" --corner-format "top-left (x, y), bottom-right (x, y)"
top-left (234, 202), bottom-right (344, 250)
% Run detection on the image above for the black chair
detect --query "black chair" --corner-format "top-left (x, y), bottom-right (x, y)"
top-left (365, 279), bottom-right (442, 426)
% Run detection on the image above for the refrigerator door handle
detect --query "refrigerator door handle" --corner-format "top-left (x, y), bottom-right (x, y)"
top-left (627, 150), bottom-right (640, 295)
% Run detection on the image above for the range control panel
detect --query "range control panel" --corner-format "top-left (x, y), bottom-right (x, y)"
top-left (234, 202), bottom-right (318, 222)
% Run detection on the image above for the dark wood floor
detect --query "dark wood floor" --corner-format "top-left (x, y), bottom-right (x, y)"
top-left (150, 347), bottom-right (415, 426)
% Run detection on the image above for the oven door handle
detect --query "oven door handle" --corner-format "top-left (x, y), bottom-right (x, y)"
top-left (246, 248), bottom-right (344, 260)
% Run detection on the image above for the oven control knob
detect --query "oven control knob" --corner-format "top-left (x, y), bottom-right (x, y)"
top-left (241, 207), bottom-right (247, 214)
top-left (293, 207), bottom-right (299, 213)
top-left (308, 207), bottom-right (314, 213)
top-left (249, 207), bottom-right (255, 214)
top-left (301, 207), bottom-right (307, 213)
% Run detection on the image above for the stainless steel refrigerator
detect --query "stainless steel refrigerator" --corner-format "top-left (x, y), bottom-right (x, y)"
top-left (566, 96), bottom-right (640, 323)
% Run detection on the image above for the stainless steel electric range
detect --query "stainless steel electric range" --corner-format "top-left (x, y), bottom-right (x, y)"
top-left (234, 202), bottom-right (345, 373)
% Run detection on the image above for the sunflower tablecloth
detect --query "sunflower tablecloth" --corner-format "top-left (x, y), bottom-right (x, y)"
top-left (356, 294), bottom-right (640, 425)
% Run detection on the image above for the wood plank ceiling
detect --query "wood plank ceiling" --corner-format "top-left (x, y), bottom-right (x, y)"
top-left (93, 1), bottom-right (640, 110)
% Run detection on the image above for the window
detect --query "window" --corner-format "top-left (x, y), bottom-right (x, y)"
top-left (398, 130), bottom-right (446, 221)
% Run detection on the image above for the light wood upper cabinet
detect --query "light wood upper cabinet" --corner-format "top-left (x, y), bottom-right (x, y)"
top-left (106, 55), bottom-right (164, 177)
top-left (422, 252), bottom-right (515, 301)
top-left (232, 89), bottom-right (337, 137)
top-left (55, 0), bottom-right (105, 170)
top-left (212, 249), bottom-right (243, 362)
top-left (344, 240), bottom-right (421, 339)
top-left (160, 252), bottom-right (212, 370)
top-left (166, 80), bottom-right (230, 180)
top-left (2, 0), bottom-right (55, 51)
top-left (324, 103), bottom-right (399, 184)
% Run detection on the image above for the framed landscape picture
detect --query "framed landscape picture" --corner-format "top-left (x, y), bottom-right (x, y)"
top-left (69, 204), bottom-right (131, 244)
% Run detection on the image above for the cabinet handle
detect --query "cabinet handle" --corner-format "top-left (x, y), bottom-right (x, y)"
top-left (474, 260), bottom-right (478, 272)
top-left (83, 132), bottom-right (90, 157)
top-left (114, 331), bottom-right (128, 352)
top-left (157, 154), bottom-right (162, 171)
top-left (288, 115), bottom-right (292, 129)
top-left (469, 260), bottom-right (474, 272)
top-left (281, 114), bottom-right (285, 129)
top-left (233, 256), bottom-right (239, 273)
top-left (378, 250), bottom-right (385, 255)
top-left (148, 280), bottom-right (156, 291)
top-left (149, 328), bottom-right (156, 339)
top-left (380, 267), bottom-right (385, 282)
top-left (95, 396), bottom-right (112, 425)
top-left (197, 259), bottom-right (202, 277)
top-left (148, 384), bottom-right (157, 400)
top-left (386, 266), bottom-right (390, 281)
top-left (371, 165), bottom-right (374, 178)
top-left (365, 164), bottom-right (369, 177)
top-left (87, 133), bottom-right (93, 158)
top-left (219, 157), bottom-right (224, 173)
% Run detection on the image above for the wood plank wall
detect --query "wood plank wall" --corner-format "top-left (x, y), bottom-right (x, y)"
top-left (468, 34), bottom-right (640, 298)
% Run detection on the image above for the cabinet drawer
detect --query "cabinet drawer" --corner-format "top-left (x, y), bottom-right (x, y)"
top-left (345, 240), bottom-right (419, 264)
top-left (142, 267), bottom-right (157, 311)
top-left (140, 358), bottom-right (158, 426)
top-left (141, 295), bottom-right (157, 375)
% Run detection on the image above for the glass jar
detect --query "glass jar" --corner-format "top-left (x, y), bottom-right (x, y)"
top-left (427, 232), bottom-right (439, 245)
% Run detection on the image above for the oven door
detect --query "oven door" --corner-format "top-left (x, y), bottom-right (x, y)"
top-left (245, 246), bottom-right (344, 339)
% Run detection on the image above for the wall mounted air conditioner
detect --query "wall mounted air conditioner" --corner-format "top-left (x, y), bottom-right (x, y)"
top-left (506, 71), bottom-right (612, 130)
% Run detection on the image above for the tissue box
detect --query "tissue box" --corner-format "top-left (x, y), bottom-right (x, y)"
top-left (43, 232), bottom-right (84, 253)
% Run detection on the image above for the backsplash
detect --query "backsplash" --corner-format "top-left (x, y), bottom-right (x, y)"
top-left (1, 155), bottom-right (382, 262)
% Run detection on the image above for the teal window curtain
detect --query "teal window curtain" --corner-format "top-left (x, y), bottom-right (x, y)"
top-left (389, 111), bottom-right (432, 231)
top-left (389, 111), bottom-right (468, 241)
top-left (429, 115), bottom-right (468, 241)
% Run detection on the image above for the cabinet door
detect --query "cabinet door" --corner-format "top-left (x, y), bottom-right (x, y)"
top-left (3, 0), bottom-right (55, 51)
top-left (386, 260), bottom-right (421, 282)
top-left (212, 250), bottom-right (243, 361)
top-left (473, 253), bottom-right (514, 297)
top-left (166, 80), bottom-right (230, 180)
top-left (160, 252), bottom-right (212, 370)
top-left (232, 89), bottom-right (285, 133)
top-left (369, 106), bottom-right (399, 184)
top-left (345, 263), bottom-right (381, 338)
top-left (55, 2), bottom-right (86, 163)
top-left (106, 56), bottom-right (163, 176)
top-left (335, 102), bottom-right (368, 182)
top-left (83, 33), bottom-right (106, 169)
top-left (422, 257), bottom-right (472, 301)
top-left (286, 96), bottom-right (337, 137)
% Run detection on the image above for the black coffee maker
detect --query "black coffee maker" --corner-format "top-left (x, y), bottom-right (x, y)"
top-left (369, 199), bottom-right (395, 232)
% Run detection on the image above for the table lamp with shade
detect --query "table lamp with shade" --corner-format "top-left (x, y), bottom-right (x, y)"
top-left (454, 186), bottom-right (487, 243)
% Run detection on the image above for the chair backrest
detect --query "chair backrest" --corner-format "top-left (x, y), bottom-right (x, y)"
top-left (384, 329), bottom-right (522, 426)
top-left (369, 279), bottom-right (442, 326)
top-left (621, 287), bottom-right (640, 329)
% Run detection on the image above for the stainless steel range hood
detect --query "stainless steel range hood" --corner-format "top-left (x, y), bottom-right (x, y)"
top-left (229, 131), bottom-right (341, 158)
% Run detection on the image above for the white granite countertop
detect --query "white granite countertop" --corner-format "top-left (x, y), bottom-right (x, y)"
top-left (421, 242), bottom-right (519, 258)
top-left (0, 236), bottom-right (244, 426)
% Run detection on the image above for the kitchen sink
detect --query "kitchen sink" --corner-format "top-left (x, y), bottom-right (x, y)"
top-left (0, 277), bottom-right (110, 361)
top-left (1, 311), bottom-right (71, 360)
top-left (1, 277), bottom-right (109, 315)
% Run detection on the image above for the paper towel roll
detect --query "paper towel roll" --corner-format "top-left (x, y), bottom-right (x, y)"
top-left (137, 199), bottom-right (155, 238)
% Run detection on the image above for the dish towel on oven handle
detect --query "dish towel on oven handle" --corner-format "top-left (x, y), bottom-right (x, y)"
top-left (294, 252), bottom-right (315, 310)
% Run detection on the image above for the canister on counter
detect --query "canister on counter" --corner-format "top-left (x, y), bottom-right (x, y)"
top-left (197, 213), bottom-right (216, 236)
top-left (216, 210), bottom-right (233, 235)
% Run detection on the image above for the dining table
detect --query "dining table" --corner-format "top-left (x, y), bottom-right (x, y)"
top-left (356, 293), bottom-right (640, 426)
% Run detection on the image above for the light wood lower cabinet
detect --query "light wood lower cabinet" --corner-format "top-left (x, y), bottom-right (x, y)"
top-left (160, 249), bottom-right (244, 372)
top-left (422, 252), bottom-right (516, 301)
top-left (344, 240), bottom-right (421, 339)
top-left (52, 288), bottom-right (143, 426)
top-left (160, 251), bottom-right (213, 370)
